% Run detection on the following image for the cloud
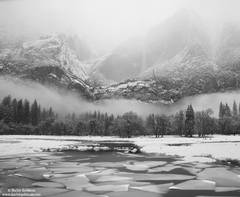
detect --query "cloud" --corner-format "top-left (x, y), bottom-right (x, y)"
top-left (1, 0), bottom-right (240, 53)
top-left (0, 76), bottom-right (240, 117)
top-left (0, 76), bottom-right (170, 116)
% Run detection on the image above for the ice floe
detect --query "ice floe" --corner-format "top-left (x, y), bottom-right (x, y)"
top-left (131, 183), bottom-right (173, 194)
top-left (170, 180), bottom-right (216, 191)
top-left (197, 168), bottom-right (240, 187)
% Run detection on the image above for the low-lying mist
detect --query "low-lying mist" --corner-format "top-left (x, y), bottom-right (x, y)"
top-left (0, 76), bottom-right (240, 117)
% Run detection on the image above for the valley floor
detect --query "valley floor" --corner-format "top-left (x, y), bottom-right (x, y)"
top-left (0, 135), bottom-right (240, 162)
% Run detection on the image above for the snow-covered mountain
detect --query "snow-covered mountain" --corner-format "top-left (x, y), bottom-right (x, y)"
top-left (0, 34), bottom-right (94, 99)
top-left (145, 10), bottom-right (210, 66)
top-left (1, 10), bottom-right (240, 104)
top-left (216, 23), bottom-right (240, 67)
top-left (13, 34), bottom-right (90, 79)
top-left (94, 10), bottom-right (211, 83)
top-left (89, 37), bottom-right (144, 83)
top-left (87, 10), bottom-right (240, 103)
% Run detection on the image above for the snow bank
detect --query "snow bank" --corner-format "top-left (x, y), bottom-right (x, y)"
top-left (0, 135), bottom-right (239, 162)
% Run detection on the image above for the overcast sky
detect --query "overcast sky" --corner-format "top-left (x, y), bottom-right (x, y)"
top-left (0, 0), bottom-right (240, 52)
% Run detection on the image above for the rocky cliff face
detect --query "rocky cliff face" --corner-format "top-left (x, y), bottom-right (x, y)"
top-left (93, 10), bottom-right (211, 83)
top-left (216, 24), bottom-right (240, 68)
top-left (0, 34), bottom-right (94, 99)
top-left (87, 11), bottom-right (240, 103)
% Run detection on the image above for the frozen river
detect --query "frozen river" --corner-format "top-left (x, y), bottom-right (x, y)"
top-left (0, 135), bottom-right (240, 197)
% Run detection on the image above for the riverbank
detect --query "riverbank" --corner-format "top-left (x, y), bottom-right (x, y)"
top-left (0, 135), bottom-right (239, 162)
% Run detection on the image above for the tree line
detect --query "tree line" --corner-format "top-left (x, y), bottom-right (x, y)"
top-left (0, 95), bottom-right (240, 137)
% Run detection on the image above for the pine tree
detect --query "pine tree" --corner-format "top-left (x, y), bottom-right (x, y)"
top-left (41, 108), bottom-right (47, 121)
top-left (185, 105), bottom-right (195, 137)
top-left (97, 111), bottom-right (101, 121)
top-left (48, 107), bottom-right (54, 118)
top-left (71, 113), bottom-right (76, 122)
top-left (219, 102), bottom-right (226, 134)
top-left (225, 104), bottom-right (231, 117)
top-left (89, 120), bottom-right (97, 135)
top-left (219, 102), bottom-right (224, 119)
top-left (156, 115), bottom-right (168, 137)
top-left (233, 101), bottom-right (238, 116)
top-left (17, 99), bottom-right (24, 123)
top-left (75, 121), bottom-right (86, 136)
top-left (103, 113), bottom-right (111, 136)
top-left (11, 98), bottom-right (18, 123)
top-left (2, 95), bottom-right (11, 107)
top-left (146, 114), bottom-right (156, 136)
top-left (37, 104), bottom-right (41, 121)
top-left (23, 99), bottom-right (30, 124)
top-left (0, 96), bottom-right (13, 123)
top-left (239, 102), bottom-right (240, 115)
top-left (0, 104), bottom-right (12, 123)
top-left (31, 100), bottom-right (39, 126)
top-left (175, 110), bottom-right (184, 136)
top-left (93, 111), bottom-right (97, 119)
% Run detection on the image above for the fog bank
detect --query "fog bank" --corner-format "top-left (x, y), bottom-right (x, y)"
top-left (0, 77), bottom-right (240, 117)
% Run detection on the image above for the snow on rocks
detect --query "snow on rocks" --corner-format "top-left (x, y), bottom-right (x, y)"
top-left (21, 35), bottom-right (89, 80)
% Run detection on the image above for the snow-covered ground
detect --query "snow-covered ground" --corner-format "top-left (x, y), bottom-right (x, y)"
top-left (0, 135), bottom-right (240, 162)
